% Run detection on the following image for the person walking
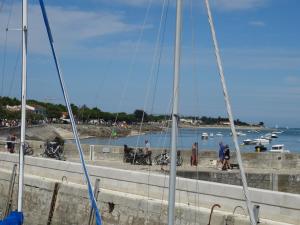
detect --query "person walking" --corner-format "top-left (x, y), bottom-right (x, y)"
top-left (145, 140), bottom-right (152, 165)
top-left (222, 145), bottom-right (231, 171)
top-left (10, 134), bottom-right (16, 153)
top-left (217, 142), bottom-right (225, 170)
top-left (6, 134), bottom-right (12, 153)
top-left (191, 142), bottom-right (198, 166)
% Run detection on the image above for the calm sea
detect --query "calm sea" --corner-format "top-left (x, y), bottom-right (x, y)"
top-left (78, 128), bottom-right (300, 153)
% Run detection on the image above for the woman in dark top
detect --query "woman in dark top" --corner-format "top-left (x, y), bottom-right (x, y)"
top-left (222, 145), bottom-right (231, 171)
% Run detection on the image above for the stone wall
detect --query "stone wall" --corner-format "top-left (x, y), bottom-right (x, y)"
top-left (0, 168), bottom-right (297, 225)
top-left (0, 153), bottom-right (299, 225)
top-left (176, 171), bottom-right (300, 194)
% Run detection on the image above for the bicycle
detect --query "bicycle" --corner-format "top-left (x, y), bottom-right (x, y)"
top-left (154, 150), bottom-right (183, 166)
top-left (42, 141), bottom-right (64, 160)
top-left (24, 142), bottom-right (34, 156)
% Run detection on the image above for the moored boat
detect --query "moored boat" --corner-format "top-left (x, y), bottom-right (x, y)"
top-left (243, 139), bottom-right (255, 145)
top-left (254, 138), bottom-right (270, 145)
top-left (270, 144), bottom-right (290, 153)
top-left (201, 132), bottom-right (209, 140)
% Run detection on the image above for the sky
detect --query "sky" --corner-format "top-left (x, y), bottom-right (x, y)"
top-left (0, 0), bottom-right (300, 127)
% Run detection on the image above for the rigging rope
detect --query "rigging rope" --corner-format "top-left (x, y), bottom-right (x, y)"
top-left (135, 0), bottom-right (169, 148)
top-left (189, 1), bottom-right (202, 223)
top-left (137, 0), bottom-right (170, 220)
top-left (38, 1), bottom-right (102, 225)
top-left (0, 0), bottom-right (7, 13)
top-left (149, 0), bottom-right (170, 117)
top-left (7, 43), bottom-right (21, 97)
top-left (1, 0), bottom-right (15, 96)
top-left (204, 0), bottom-right (256, 224)
top-left (106, 0), bottom-right (153, 146)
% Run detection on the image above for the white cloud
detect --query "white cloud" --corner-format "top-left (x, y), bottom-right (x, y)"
top-left (210, 0), bottom-right (269, 11)
top-left (96, 0), bottom-right (268, 11)
top-left (0, 3), bottom-right (141, 55)
top-left (249, 21), bottom-right (266, 27)
top-left (96, 0), bottom-right (162, 7)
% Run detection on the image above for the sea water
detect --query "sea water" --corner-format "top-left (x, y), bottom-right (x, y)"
top-left (78, 128), bottom-right (300, 153)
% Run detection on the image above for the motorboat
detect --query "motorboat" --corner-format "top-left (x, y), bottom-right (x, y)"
top-left (272, 131), bottom-right (283, 134)
top-left (262, 134), bottom-right (272, 141)
top-left (271, 133), bottom-right (278, 138)
top-left (270, 144), bottom-right (290, 153)
top-left (238, 132), bottom-right (246, 136)
top-left (215, 132), bottom-right (223, 137)
top-left (209, 133), bottom-right (214, 137)
top-left (230, 131), bottom-right (246, 136)
top-left (201, 132), bottom-right (209, 140)
top-left (243, 139), bottom-right (255, 145)
top-left (253, 138), bottom-right (270, 145)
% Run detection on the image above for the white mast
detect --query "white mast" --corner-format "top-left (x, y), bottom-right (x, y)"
top-left (167, 0), bottom-right (182, 224)
top-left (204, 0), bottom-right (256, 224)
top-left (18, 0), bottom-right (28, 212)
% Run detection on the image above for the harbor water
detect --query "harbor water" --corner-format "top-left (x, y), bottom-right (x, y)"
top-left (78, 127), bottom-right (300, 153)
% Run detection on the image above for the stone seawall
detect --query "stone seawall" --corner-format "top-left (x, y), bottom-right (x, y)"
top-left (177, 170), bottom-right (300, 194)
top-left (0, 153), bottom-right (299, 225)
top-left (0, 169), bottom-right (285, 225)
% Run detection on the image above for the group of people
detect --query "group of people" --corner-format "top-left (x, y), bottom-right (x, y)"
top-left (0, 119), bottom-right (19, 128)
top-left (124, 139), bottom-right (232, 170)
top-left (190, 141), bottom-right (231, 170)
top-left (217, 142), bottom-right (231, 171)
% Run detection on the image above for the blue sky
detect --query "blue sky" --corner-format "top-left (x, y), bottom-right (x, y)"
top-left (0, 0), bottom-right (300, 127)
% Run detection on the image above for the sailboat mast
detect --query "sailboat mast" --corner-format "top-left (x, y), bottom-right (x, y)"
top-left (167, 0), bottom-right (182, 224)
top-left (18, 0), bottom-right (28, 212)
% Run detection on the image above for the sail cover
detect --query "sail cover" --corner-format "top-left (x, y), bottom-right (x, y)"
top-left (0, 212), bottom-right (23, 225)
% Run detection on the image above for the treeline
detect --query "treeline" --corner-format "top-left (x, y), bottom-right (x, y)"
top-left (184, 116), bottom-right (254, 126)
top-left (0, 96), bottom-right (166, 123)
top-left (0, 96), bottom-right (261, 126)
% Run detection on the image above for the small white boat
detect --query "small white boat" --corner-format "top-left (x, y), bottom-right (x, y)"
top-left (209, 133), bottom-right (214, 137)
top-left (254, 138), bottom-right (270, 145)
top-left (270, 144), bottom-right (290, 153)
top-left (271, 133), bottom-right (278, 138)
top-left (201, 132), bottom-right (209, 140)
top-left (243, 139), bottom-right (255, 145)
top-left (238, 132), bottom-right (246, 136)
top-left (263, 134), bottom-right (272, 141)
top-left (216, 132), bottom-right (223, 137)
top-left (231, 131), bottom-right (246, 136)
top-left (272, 131), bottom-right (283, 134)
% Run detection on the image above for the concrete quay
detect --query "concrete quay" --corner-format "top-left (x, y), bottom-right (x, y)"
top-left (0, 152), bottom-right (299, 225)
top-left (1, 142), bottom-right (300, 194)
top-left (63, 143), bottom-right (300, 194)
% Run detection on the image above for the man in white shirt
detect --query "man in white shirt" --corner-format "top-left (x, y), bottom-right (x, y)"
top-left (145, 140), bottom-right (152, 165)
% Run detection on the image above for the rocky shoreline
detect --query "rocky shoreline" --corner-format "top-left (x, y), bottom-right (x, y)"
top-left (0, 123), bottom-right (265, 142)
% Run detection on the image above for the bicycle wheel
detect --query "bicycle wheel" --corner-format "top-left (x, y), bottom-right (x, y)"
top-left (154, 155), bottom-right (161, 165)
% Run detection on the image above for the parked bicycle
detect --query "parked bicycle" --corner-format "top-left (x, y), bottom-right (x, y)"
top-left (42, 137), bottom-right (64, 160)
top-left (24, 142), bottom-right (34, 156)
top-left (154, 150), bottom-right (183, 166)
top-left (123, 145), bottom-right (152, 165)
top-left (123, 145), bottom-right (135, 163)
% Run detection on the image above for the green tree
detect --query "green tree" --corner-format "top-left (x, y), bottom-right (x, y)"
top-left (134, 109), bottom-right (148, 122)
